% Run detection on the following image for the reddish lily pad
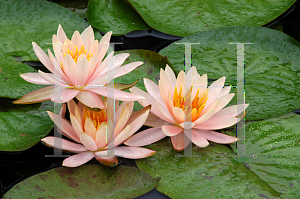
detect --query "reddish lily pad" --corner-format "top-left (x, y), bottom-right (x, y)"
top-left (0, 100), bottom-right (53, 151)
top-left (3, 164), bottom-right (160, 199)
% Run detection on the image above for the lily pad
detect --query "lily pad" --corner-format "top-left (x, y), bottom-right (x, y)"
top-left (222, 112), bottom-right (300, 198)
top-left (159, 26), bottom-right (300, 120)
top-left (0, 100), bottom-right (53, 151)
top-left (0, 59), bottom-right (47, 99)
top-left (3, 164), bottom-right (160, 199)
top-left (0, 0), bottom-right (98, 61)
top-left (126, 0), bottom-right (296, 36)
top-left (114, 49), bottom-right (175, 111)
top-left (87, 0), bottom-right (151, 36)
top-left (136, 138), bottom-right (280, 198)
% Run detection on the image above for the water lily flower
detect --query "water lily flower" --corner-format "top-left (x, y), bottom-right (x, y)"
top-left (41, 99), bottom-right (155, 167)
top-left (125, 65), bottom-right (249, 151)
top-left (13, 25), bottom-right (144, 108)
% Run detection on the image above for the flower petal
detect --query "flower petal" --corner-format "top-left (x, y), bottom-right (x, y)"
top-left (38, 70), bottom-right (66, 85)
top-left (173, 107), bottom-right (185, 123)
top-left (218, 86), bottom-right (231, 98)
top-left (113, 125), bottom-right (131, 147)
top-left (114, 103), bottom-right (130, 137)
top-left (71, 31), bottom-right (83, 48)
top-left (62, 151), bottom-right (95, 167)
top-left (156, 101), bottom-right (176, 124)
top-left (159, 68), bottom-right (175, 106)
top-left (12, 86), bottom-right (54, 104)
top-left (57, 24), bottom-right (68, 42)
top-left (100, 53), bottom-right (130, 74)
top-left (51, 89), bottom-right (80, 103)
top-left (144, 113), bottom-right (171, 127)
top-left (89, 88), bottom-right (145, 101)
top-left (124, 126), bottom-right (166, 146)
top-left (63, 54), bottom-right (76, 83)
top-left (20, 73), bottom-right (52, 85)
top-left (95, 122), bottom-right (108, 150)
top-left (114, 146), bottom-right (156, 159)
top-left (164, 64), bottom-right (176, 87)
top-left (179, 122), bottom-right (195, 129)
top-left (194, 117), bottom-right (241, 130)
top-left (113, 61), bottom-right (143, 79)
top-left (125, 105), bottom-right (151, 136)
top-left (41, 136), bottom-right (87, 153)
top-left (129, 86), bottom-right (172, 123)
top-left (205, 77), bottom-right (225, 107)
top-left (207, 104), bottom-right (249, 121)
top-left (192, 74), bottom-right (207, 99)
top-left (185, 130), bottom-right (209, 147)
top-left (73, 58), bottom-right (89, 86)
top-left (170, 132), bottom-right (190, 152)
top-left (95, 155), bottom-right (118, 167)
top-left (115, 101), bottom-right (134, 132)
top-left (144, 78), bottom-right (164, 106)
top-left (84, 116), bottom-right (97, 139)
top-left (32, 42), bottom-right (54, 73)
top-left (193, 109), bottom-right (215, 125)
top-left (81, 25), bottom-right (94, 50)
top-left (47, 111), bottom-right (81, 143)
top-left (69, 113), bottom-right (84, 138)
top-left (195, 129), bottom-right (238, 144)
top-left (162, 125), bottom-right (182, 136)
top-left (79, 132), bottom-right (97, 151)
top-left (214, 93), bottom-right (235, 113)
top-left (75, 91), bottom-right (105, 109)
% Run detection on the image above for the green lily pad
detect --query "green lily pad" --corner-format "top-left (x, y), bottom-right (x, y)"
top-left (126, 0), bottom-right (296, 36)
top-left (87, 0), bottom-right (151, 36)
top-left (0, 100), bottom-right (53, 151)
top-left (3, 164), bottom-right (160, 199)
top-left (0, 59), bottom-right (47, 99)
top-left (114, 49), bottom-right (175, 111)
top-left (51, 0), bottom-right (89, 18)
top-left (159, 26), bottom-right (300, 120)
top-left (136, 137), bottom-right (287, 198)
top-left (222, 112), bottom-right (300, 198)
top-left (0, 0), bottom-right (99, 61)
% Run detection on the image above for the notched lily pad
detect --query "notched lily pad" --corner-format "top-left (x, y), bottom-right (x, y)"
top-left (3, 164), bottom-right (160, 199)
top-left (0, 100), bottom-right (54, 151)
top-left (126, 0), bottom-right (296, 36)
top-left (159, 26), bottom-right (300, 120)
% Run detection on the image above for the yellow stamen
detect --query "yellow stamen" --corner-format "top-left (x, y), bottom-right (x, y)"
top-left (173, 85), bottom-right (208, 122)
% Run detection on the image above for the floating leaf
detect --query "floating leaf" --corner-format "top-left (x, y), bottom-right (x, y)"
top-left (3, 164), bottom-right (160, 199)
top-left (126, 0), bottom-right (296, 36)
top-left (0, 100), bottom-right (53, 151)
top-left (222, 112), bottom-right (300, 198)
top-left (0, 0), bottom-right (99, 61)
top-left (0, 59), bottom-right (47, 99)
top-left (87, 0), bottom-right (150, 36)
top-left (159, 26), bottom-right (300, 120)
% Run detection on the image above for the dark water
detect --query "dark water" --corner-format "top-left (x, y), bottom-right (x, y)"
top-left (1, 1), bottom-right (300, 198)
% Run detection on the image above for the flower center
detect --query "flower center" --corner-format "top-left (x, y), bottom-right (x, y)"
top-left (173, 86), bottom-right (208, 121)
top-left (83, 107), bottom-right (107, 130)
top-left (63, 45), bottom-right (94, 63)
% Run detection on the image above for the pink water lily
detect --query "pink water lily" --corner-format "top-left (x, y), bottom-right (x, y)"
top-left (13, 25), bottom-right (144, 108)
top-left (125, 65), bottom-right (249, 151)
top-left (41, 100), bottom-right (155, 167)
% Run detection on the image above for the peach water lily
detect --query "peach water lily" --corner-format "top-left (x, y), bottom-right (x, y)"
top-left (125, 65), bottom-right (249, 151)
top-left (13, 25), bottom-right (144, 108)
top-left (41, 100), bottom-right (155, 167)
